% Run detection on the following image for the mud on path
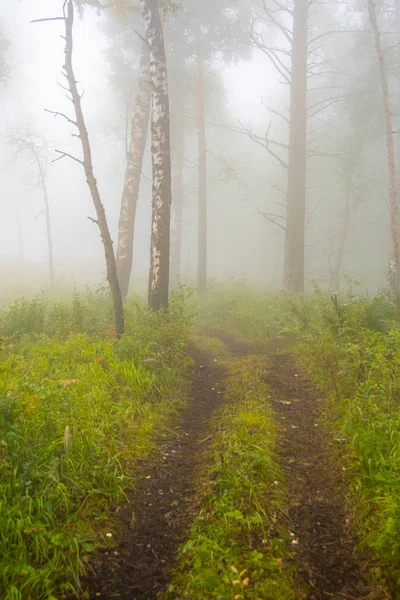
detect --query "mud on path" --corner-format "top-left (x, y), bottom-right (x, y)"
top-left (86, 346), bottom-right (224, 600)
top-left (267, 354), bottom-right (380, 600)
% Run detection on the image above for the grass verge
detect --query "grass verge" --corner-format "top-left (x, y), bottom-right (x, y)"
top-left (0, 291), bottom-right (190, 599)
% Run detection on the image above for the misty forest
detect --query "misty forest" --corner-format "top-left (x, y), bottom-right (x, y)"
top-left (3, 0), bottom-right (400, 599)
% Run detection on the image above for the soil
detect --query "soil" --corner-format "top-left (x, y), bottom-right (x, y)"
top-left (86, 345), bottom-right (224, 600)
top-left (209, 328), bottom-right (386, 599)
top-left (86, 329), bottom-right (387, 600)
top-left (267, 353), bottom-right (384, 600)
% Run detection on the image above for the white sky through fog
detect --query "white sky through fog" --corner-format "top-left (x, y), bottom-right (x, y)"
top-left (0, 1), bottom-right (270, 281)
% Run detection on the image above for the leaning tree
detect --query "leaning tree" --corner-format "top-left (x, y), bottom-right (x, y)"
top-left (35, 0), bottom-right (125, 334)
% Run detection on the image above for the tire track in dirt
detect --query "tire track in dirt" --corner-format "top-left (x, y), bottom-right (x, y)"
top-left (267, 354), bottom-right (385, 600)
top-left (207, 329), bottom-right (385, 599)
top-left (86, 345), bottom-right (224, 600)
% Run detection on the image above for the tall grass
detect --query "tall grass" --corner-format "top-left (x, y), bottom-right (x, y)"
top-left (0, 288), bottom-right (190, 599)
top-left (195, 286), bottom-right (400, 591)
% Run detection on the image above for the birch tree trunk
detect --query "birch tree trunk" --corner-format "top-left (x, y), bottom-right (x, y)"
top-left (196, 16), bottom-right (208, 294)
top-left (140, 0), bottom-right (172, 310)
top-left (116, 43), bottom-right (151, 299)
top-left (368, 0), bottom-right (398, 296)
top-left (170, 112), bottom-right (185, 286)
top-left (64, 0), bottom-right (124, 334)
top-left (283, 0), bottom-right (308, 292)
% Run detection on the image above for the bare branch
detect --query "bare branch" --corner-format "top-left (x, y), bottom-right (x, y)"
top-left (52, 149), bottom-right (83, 165)
top-left (255, 205), bottom-right (287, 231)
top-left (261, 97), bottom-right (290, 124)
top-left (31, 17), bottom-right (65, 23)
top-left (259, 0), bottom-right (293, 43)
top-left (45, 108), bottom-right (77, 127)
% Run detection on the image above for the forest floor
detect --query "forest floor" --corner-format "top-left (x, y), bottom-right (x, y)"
top-left (87, 344), bottom-right (225, 599)
top-left (87, 331), bottom-right (384, 600)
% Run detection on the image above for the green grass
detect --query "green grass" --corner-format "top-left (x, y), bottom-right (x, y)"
top-left (291, 292), bottom-right (400, 590)
top-left (188, 329), bottom-right (230, 360)
top-left (194, 286), bottom-right (400, 593)
top-left (165, 350), bottom-right (300, 600)
top-left (0, 289), bottom-right (191, 599)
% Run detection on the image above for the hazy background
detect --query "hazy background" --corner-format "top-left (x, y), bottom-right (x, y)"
top-left (0, 0), bottom-right (392, 299)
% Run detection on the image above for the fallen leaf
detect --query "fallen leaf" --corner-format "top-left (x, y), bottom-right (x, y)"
top-left (242, 577), bottom-right (249, 587)
top-left (232, 580), bottom-right (241, 585)
top-left (230, 566), bottom-right (238, 574)
top-left (239, 570), bottom-right (248, 577)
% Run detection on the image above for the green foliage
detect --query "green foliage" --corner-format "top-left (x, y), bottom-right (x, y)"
top-left (194, 286), bottom-right (400, 591)
top-left (188, 329), bottom-right (230, 360)
top-left (166, 352), bottom-right (298, 599)
top-left (192, 284), bottom-right (294, 351)
top-left (291, 292), bottom-right (400, 587)
top-left (0, 289), bottom-right (190, 599)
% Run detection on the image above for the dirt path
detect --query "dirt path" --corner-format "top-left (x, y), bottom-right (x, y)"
top-left (267, 354), bottom-right (378, 600)
top-left (208, 329), bottom-right (382, 599)
top-left (86, 346), bottom-right (223, 600)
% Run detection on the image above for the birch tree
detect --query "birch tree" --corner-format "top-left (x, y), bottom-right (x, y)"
top-left (140, 0), bottom-right (172, 310)
top-left (116, 42), bottom-right (151, 299)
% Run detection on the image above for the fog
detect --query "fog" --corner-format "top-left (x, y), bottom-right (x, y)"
top-left (0, 0), bottom-right (396, 300)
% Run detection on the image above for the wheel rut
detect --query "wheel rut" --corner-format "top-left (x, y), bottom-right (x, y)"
top-left (267, 353), bottom-right (383, 600)
top-left (208, 329), bottom-right (385, 599)
top-left (86, 345), bottom-right (224, 600)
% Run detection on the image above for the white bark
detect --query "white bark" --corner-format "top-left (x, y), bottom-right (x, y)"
top-left (141, 0), bottom-right (172, 310)
top-left (116, 43), bottom-right (151, 298)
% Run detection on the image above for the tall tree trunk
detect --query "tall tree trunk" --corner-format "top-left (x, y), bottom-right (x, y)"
top-left (16, 206), bottom-right (24, 262)
top-left (141, 0), bottom-right (172, 310)
top-left (41, 168), bottom-right (54, 288)
top-left (368, 0), bottom-right (398, 296)
top-left (170, 111), bottom-right (185, 286)
top-left (283, 0), bottom-right (308, 292)
top-left (333, 179), bottom-right (352, 291)
top-left (196, 16), bottom-right (208, 294)
top-left (395, 0), bottom-right (400, 251)
top-left (116, 43), bottom-right (151, 299)
top-left (32, 148), bottom-right (54, 287)
top-left (64, 0), bottom-right (124, 334)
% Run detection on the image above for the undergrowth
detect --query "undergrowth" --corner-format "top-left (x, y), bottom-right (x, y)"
top-left (0, 289), bottom-right (190, 599)
top-left (192, 284), bottom-right (292, 351)
top-left (196, 286), bottom-right (400, 592)
top-left (165, 344), bottom-right (299, 599)
top-left (292, 290), bottom-right (400, 590)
